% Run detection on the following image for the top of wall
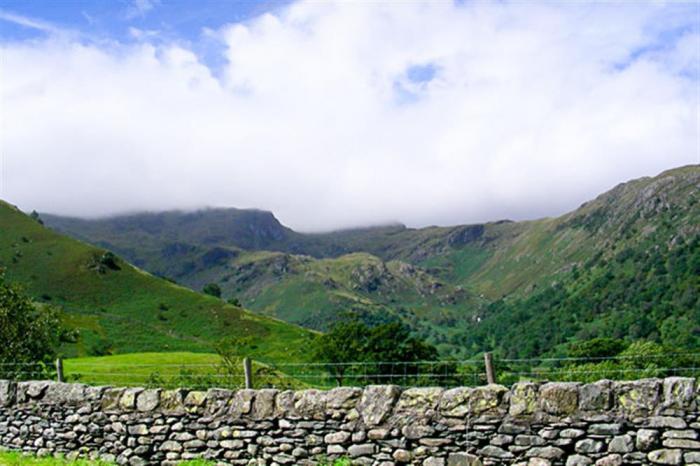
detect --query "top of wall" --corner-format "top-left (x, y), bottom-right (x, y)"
top-left (0, 377), bottom-right (696, 426)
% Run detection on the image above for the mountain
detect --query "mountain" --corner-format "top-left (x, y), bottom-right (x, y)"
top-left (41, 165), bottom-right (700, 357)
top-left (0, 201), bottom-right (315, 361)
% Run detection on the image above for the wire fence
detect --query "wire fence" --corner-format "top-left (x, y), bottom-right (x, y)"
top-left (1, 352), bottom-right (698, 390)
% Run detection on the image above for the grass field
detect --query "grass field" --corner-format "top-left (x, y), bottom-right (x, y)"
top-left (63, 352), bottom-right (315, 389)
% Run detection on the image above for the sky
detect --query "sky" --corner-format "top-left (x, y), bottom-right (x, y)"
top-left (0, 0), bottom-right (699, 231)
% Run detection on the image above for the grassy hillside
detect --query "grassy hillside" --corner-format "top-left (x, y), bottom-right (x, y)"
top-left (455, 165), bottom-right (700, 357)
top-left (40, 165), bottom-right (700, 357)
top-left (0, 201), bottom-right (315, 361)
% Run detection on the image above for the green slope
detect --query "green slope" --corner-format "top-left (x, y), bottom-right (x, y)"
top-left (0, 201), bottom-right (314, 361)
top-left (455, 165), bottom-right (700, 357)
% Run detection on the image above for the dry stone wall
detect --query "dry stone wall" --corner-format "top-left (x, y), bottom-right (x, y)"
top-left (0, 377), bottom-right (698, 466)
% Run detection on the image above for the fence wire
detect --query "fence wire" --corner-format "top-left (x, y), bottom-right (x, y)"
top-left (1, 352), bottom-right (698, 390)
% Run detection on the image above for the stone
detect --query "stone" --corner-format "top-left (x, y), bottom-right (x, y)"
top-left (423, 457), bottom-right (445, 466)
top-left (588, 423), bottom-right (623, 435)
top-left (637, 429), bottom-right (659, 451)
top-left (183, 391), bottom-right (206, 408)
top-left (136, 389), bottom-right (159, 412)
top-left (220, 440), bottom-right (245, 449)
top-left (663, 439), bottom-right (700, 449)
top-left (23, 381), bottom-right (49, 399)
top-left (326, 387), bottom-right (362, 410)
top-left (447, 453), bottom-right (482, 466)
top-left (402, 424), bottom-right (435, 439)
top-left (579, 380), bottom-right (613, 411)
top-left (648, 416), bottom-right (687, 429)
top-left (393, 449), bottom-right (412, 462)
top-left (272, 453), bottom-right (295, 464)
top-left (127, 424), bottom-right (149, 436)
top-left (490, 434), bottom-right (513, 446)
top-left (348, 444), bottom-right (375, 457)
top-left (352, 430), bottom-right (367, 442)
top-left (204, 388), bottom-right (232, 415)
top-left (470, 384), bottom-right (508, 415)
top-left (595, 454), bottom-right (622, 466)
top-left (44, 383), bottom-right (87, 405)
top-left (477, 446), bottom-right (514, 459)
top-left (439, 387), bottom-right (472, 417)
top-left (566, 455), bottom-right (593, 466)
top-left (294, 389), bottom-right (326, 420)
top-left (515, 435), bottom-right (546, 446)
top-left (396, 387), bottom-right (443, 413)
top-left (560, 429), bottom-right (586, 439)
top-left (101, 388), bottom-right (125, 412)
top-left (664, 430), bottom-right (698, 439)
top-left (275, 390), bottom-right (296, 417)
top-left (528, 459), bottom-right (551, 466)
top-left (609, 434), bottom-right (634, 453)
top-left (499, 423), bottom-right (528, 434)
top-left (368, 428), bottom-right (389, 440)
top-left (648, 449), bottom-right (683, 465)
top-left (615, 379), bottom-right (661, 417)
top-left (229, 389), bottom-right (255, 417)
top-left (539, 382), bottom-right (579, 415)
top-left (509, 382), bottom-right (539, 416)
top-left (160, 389), bottom-right (186, 415)
top-left (525, 447), bottom-right (565, 460)
top-left (252, 389), bottom-right (278, 419)
top-left (358, 385), bottom-right (400, 426)
top-left (419, 438), bottom-right (452, 447)
top-left (324, 431), bottom-right (350, 444)
top-left (576, 439), bottom-right (605, 454)
top-left (685, 452), bottom-right (700, 463)
top-left (118, 388), bottom-right (142, 410)
top-left (160, 441), bottom-right (182, 452)
top-left (662, 377), bottom-right (695, 410)
top-left (327, 444), bottom-right (345, 455)
top-left (0, 380), bottom-right (17, 406)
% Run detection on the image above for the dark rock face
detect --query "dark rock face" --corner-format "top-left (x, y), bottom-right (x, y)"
top-left (0, 377), bottom-right (697, 465)
top-left (447, 225), bottom-right (485, 247)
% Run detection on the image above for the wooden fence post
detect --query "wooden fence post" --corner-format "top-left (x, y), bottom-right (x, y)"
top-left (55, 358), bottom-right (64, 383)
top-left (484, 352), bottom-right (496, 385)
top-left (243, 357), bottom-right (252, 389)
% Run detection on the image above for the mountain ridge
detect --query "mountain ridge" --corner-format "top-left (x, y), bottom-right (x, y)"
top-left (38, 164), bottom-right (700, 357)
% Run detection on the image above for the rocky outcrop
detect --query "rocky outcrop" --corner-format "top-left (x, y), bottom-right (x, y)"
top-left (0, 377), bottom-right (697, 465)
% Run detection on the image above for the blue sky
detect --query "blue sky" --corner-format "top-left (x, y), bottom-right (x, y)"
top-left (0, 1), bottom-right (698, 230)
top-left (0, 0), bottom-right (290, 41)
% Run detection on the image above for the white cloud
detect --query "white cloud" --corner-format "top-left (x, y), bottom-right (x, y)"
top-left (125, 0), bottom-right (160, 20)
top-left (0, 10), bottom-right (65, 35)
top-left (0, 1), bottom-right (698, 231)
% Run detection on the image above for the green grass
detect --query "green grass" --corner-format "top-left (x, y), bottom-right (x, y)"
top-left (0, 451), bottom-right (353, 466)
top-left (0, 451), bottom-right (113, 465)
top-left (63, 352), bottom-right (309, 389)
top-left (0, 201), bottom-right (315, 363)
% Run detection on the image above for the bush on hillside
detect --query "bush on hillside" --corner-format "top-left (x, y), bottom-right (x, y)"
top-left (203, 282), bottom-right (222, 298)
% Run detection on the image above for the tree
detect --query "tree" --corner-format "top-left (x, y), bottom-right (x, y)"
top-left (0, 275), bottom-right (61, 379)
top-left (313, 319), bottom-right (449, 385)
top-left (567, 337), bottom-right (628, 360)
top-left (313, 320), bottom-right (367, 385)
top-left (203, 283), bottom-right (222, 298)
